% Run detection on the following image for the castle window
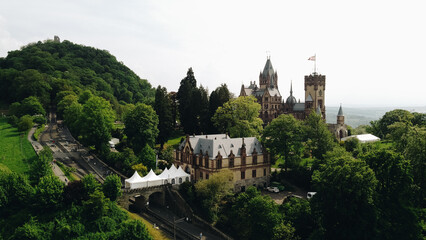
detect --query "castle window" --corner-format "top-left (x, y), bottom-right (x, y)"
top-left (229, 157), bottom-right (234, 168)
top-left (265, 97), bottom-right (268, 101)
top-left (264, 168), bottom-right (266, 176)
top-left (241, 171), bottom-right (245, 179)
top-left (217, 158), bottom-right (222, 169)
top-left (200, 172), bottom-right (203, 179)
top-left (206, 174), bottom-right (209, 179)
top-left (252, 170), bottom-right (256, 178)
top-left (205, 157), bottom-right (209, 168)
top-left (253, 154), bottom-right (257, 165)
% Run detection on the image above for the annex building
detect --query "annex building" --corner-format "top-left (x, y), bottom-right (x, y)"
top-left (174, 134), bottom-right (270, 192)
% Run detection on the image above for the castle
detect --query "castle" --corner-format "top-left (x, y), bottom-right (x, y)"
top-left (240, 57), bottom-right (347, 139)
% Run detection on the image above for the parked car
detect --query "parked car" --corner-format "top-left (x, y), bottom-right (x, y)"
top-left (307, 192), bottom-right (317, 199)
top-left (267, 186), bottom-right (280, 193)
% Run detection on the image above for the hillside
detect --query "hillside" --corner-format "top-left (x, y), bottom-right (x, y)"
top-left (0, 38), bottom-right (154, 108)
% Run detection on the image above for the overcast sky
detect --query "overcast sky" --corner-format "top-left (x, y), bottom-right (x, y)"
top-left (1, 0), bottom-right (425, 107)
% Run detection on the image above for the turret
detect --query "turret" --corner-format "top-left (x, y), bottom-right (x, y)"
top-left (337, 104), bottom-right (345, 125)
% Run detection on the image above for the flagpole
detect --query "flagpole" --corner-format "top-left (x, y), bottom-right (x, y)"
top-left (314, 54), bottom-right (317, 73)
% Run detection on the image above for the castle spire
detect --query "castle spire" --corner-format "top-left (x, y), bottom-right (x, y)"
top-left (338, 103), bottom-right (344, 116)
top-left (290, 81), bottom-right (293, 96)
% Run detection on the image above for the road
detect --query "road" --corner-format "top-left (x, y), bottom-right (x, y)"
top-left (38, 112), bottom-right (122, 183)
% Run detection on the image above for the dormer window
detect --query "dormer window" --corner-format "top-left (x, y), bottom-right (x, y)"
top-left (230, 144), bottom-right (234, 148)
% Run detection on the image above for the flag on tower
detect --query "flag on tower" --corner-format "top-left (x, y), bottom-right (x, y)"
top-left (308, 55), bottom-right (316, 61)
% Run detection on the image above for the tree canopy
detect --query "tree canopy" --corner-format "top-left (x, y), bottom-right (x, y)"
top-left (212, 96), bottom-right (263, 138)
top-left (0, 39), bottom-right (155, 107)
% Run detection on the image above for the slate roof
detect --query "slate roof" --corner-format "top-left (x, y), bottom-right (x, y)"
top-left (179, 135), bottom-right (263, 159)
top-left (338, 105), bottom-right (344, 116)
top-left (293, 103), bottom-right (305, 111)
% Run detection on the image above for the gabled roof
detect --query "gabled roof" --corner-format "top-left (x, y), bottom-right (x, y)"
top-left (125, 171), bottom-right (144, 183)
top-left (179, 135), bottom-right (263, 159)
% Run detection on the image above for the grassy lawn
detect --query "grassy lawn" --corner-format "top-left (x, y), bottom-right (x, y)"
top-left (120, 207), bottom-right (170, 240)
top-left (0, 118), bottom-right (36, 175)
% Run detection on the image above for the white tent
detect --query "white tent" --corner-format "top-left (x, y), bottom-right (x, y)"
top-left (158, 168), bottom-right (171, 184)
top-left (143, 169), bottom-right (163, 187)
top-left (175, 166), bottom-right (191, 184)
top-left (125, 171), bottom-right (146, 189)
top-left (341, 134), bottom-right (380, 143)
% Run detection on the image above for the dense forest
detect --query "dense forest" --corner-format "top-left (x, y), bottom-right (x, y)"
top-left (0, 38), bottom-right (155, 109)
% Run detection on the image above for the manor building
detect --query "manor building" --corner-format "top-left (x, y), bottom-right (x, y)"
top-left (174, 134), bottom-right (270, 192)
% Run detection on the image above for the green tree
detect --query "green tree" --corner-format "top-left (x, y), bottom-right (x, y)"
top-left (83, 190), bottom-right (109, 220)
top-left (35, 175), bottom-right (64, 209)
top-left (367, 109), bottom-right (414, 139)
top-left (177, 68), bottom-right (197, 134)
top-left (361, 149), bottom-right (421, 239)
top-left (17, 115), bottom-right (33, 132)
top-left (102, 174), bottom-right (122, 202)
top-left (311, 147), bottom-right (377, 240)
top-left (57, 94), bottom-right (78, 119)
top-left (79, 96), bottom-right (115, 151)
top-left (223, 187), bottom-right (295, 240)
top-left (195, 169), bottom-right (234, 222)
top-left (115, 220), bottom-right (152, 240)
top-left (209, 84), bottom-right (231, 133)
top-left (12, 69), bottom-right (52, 108)
top-left (262, 114), bottom-right (303, 168)
top-left (11, 219), bottom-right (46, 240)
top-left (0, 171), bottom-right (33, 215)
top-left (124, 103), bottom-right (159, 153)
top-left (303, 111), bottom-right (336, 161)
top-left (138, 144), bottom-right (156, 170)
top-left (82, 174), bottom-right (101, 200)
top-left (280, 197), bottom-right (315, 239)
top-left (63, 101), bottom-right (82, 135)
top-left (29, 146), bottom-right (53, 184)
top-left (154, 85), bottom-right (173, 148)
top-left (212, 96), bottom-right (263, 138)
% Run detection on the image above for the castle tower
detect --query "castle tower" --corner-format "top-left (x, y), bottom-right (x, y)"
top-left (337, 104), bottom-right (345, 125)
top-left (304, 73), bottom-right (326, 119)
top-left (259, 57), bottom-right (278, 89)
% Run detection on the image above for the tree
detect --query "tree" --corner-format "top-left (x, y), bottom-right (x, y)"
top-left (303, 111), bottom-right (336, 161)
top-left (57, 94), bottom-right (78, 119)
top-left (115, 220), bottom-right (152, 240)
top-left (195, 169), bottom-right (234, 222)
top-left (79, 96), bottom-right (115, 151)
top-left (262, 114), bottom-right (303, 168)
top-left (17, 115), bottom-right (33, 132)
top-left (0, 171), bottom-right (33, 215)
top-left (63, 101), bottom-right (82, 135)
top-left (138, 144), bottom-right (156, 170)
top-left (29, 146), bottom-right (52, 184)
top-left (280, 197), bottom-right (315, 239)
top-left (360, 149), bottom-right (421, 239)
top-left (367, 109), bottom-right (414, 139)
top-left (83, 190), bottom-right (109, 220)
top-left (82, 174), bottom-right (101, 200)
top-left (212, 96), bottom-right (263, 138)
top-left (194, 85), bottom-right (210, 134)
top-left (35, 175), bottom-right (64, 209)
top-left (222, 187), bottom-right (296, 240)
top-left (124, 103), bottom-right (159, 153)
top-left (102, 174), bottom-right (122, 201)
top-left (154, 85), bottom-right (173, 148)
top-left (209, 84), bottom-right (231, 133)
top-left (177, 68), bottom-right (197, 134)
top-left (311, 147), bottom-right (377, 239)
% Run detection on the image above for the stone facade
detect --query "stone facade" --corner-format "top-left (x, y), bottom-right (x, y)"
top-left (174, 134), bottom-right (270, 192)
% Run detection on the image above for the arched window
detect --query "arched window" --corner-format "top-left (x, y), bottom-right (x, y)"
top-left (229, 157), bottom-right (234, 168)
top-left (185, 177), bottom-right (189, 182)
top-left (179, 178), bottom-right (182, 184)
top-left (172, 179), bottom-right (175, 184)
top-left (217, 158), bottom-right (222, 169)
